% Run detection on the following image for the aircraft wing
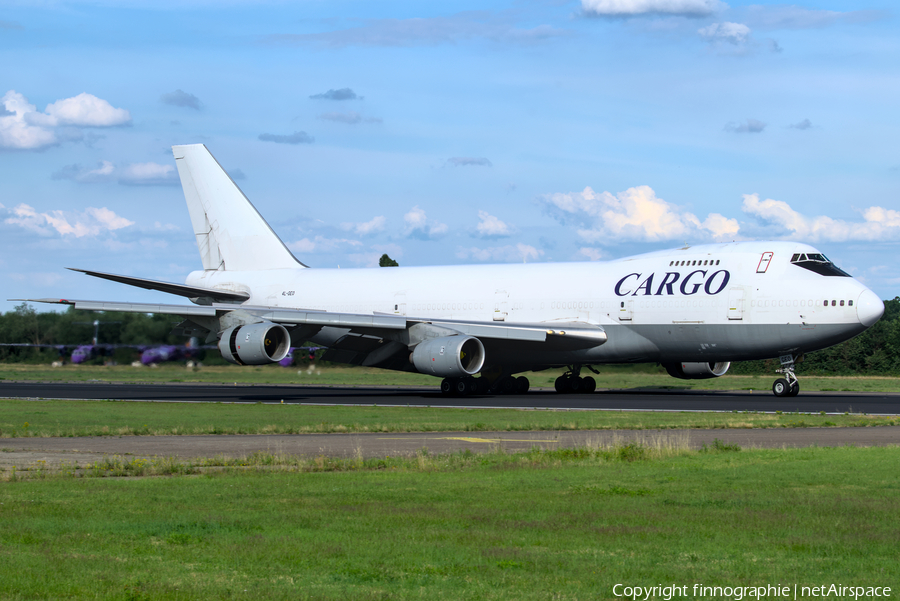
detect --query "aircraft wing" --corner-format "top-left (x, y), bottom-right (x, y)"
top-left (66, 269), bottom-right (250, 304)
top-left (19, 298), bottom-right (606, 349)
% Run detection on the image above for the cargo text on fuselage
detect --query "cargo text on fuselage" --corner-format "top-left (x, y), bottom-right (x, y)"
top-left (614, 270), bottom-right (731, 297)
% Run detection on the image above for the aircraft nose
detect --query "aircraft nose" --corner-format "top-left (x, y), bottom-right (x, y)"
top-left (856, 289), bottom-right (884, 328)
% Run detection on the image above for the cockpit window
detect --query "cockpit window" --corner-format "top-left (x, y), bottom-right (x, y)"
top-left (790, 252), bottom-right (851, 277)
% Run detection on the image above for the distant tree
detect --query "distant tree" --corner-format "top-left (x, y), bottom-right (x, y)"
top-left (379, 254), bottom-right (399, 267)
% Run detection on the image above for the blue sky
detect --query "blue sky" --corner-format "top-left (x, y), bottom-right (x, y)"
top-left (1, 0), bottom-right (898, 313)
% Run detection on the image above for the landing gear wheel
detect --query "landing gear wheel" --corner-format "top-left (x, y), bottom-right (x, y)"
top-left (773, 354), bottom-right (801, 398)
top-left (441, 378), bottom-right (453, 395)
top-left (516, 376), bottom-right (530, 394)
top-left (554, 375), bottom-right (568, 393)
top-left (581, 376), bottom-right (597, 393)
top-left (454, 379), bottom-right (469, 396)
top-left (568, 376), bottom-right (583, 393)
top-left (500, 376), bottom-right (517, 394)
top-left (772, 378), bottom-right (791, 397)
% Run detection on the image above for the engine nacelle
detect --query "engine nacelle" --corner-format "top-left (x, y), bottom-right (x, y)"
top-left (411, 335), bottom-right (485, 378)
top-left (663, 361), bottom-right (731, 380)
top-left (218, 322), bottom-right (291, 366)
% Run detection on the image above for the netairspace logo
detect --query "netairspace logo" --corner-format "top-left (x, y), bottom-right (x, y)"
top-left (612, 583), bottom-right (893, 601)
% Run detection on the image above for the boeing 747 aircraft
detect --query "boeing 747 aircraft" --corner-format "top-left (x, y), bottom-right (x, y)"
top-left (18, 144), bottom-right (884, 397)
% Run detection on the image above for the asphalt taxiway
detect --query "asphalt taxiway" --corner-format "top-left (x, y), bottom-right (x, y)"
top-left (1, 381), bottom-right (899, 414)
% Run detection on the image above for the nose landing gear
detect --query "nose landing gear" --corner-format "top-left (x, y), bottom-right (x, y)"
top-left (772, 354), bottom-right (800, 397)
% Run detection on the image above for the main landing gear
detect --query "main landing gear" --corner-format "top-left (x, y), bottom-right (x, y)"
top-left (440, 375), bottom-right (529, 396)
top-left (772, 354), bottom-right (800, 397)
top-left (554, 365), bottom-right (597, 394)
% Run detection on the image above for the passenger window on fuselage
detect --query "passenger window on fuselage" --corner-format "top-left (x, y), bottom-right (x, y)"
top-left (831, 300), bottom-right (836, 306)
top-left (849, 300), bottom-right (854, 306)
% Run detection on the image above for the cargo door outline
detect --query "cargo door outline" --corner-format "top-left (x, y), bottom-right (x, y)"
top-left (393, 292), bottom-right (406, 316)
top-left (493, 290), bottom-right (508, 321)
top-left (727, 287), bottom-right (744, 320)
top-left (619, 299), bottom-right (633, 321)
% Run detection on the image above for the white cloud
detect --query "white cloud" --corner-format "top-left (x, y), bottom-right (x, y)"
top-left (8, 272), bottom-right (62, 287)
top-left (4, 203), bottom-right (134, 238)
top-left (160, 89), bottom-right (202, 110)
top-left (310, 88), bottom-right (360, 100)
top-left (724, 119), bottom-right (766, 133)
top-left (447, 157), bottom-right (492, 167)
top-left (578, 248), bottom-right (605, 261)
top-left (700, 213), bottom-right (740, 240)
top-left (318, 111), bottom-right (381, 125)
top-left (259, 131), bottom-right (315, 144)
top-left (582, 0), bottom-right (724, 17)
top-left (698, 22), bottom-right (750, 44)
top-left (404, 206), bottom-right (448, 240)
top-left (0, 91), bottom-right (57, 149)
top-left (543, 185), bottom-right (738, 243)
top-left (119, 162), bottom-right (178, 186)
top-left (0, 90), bottom-right (130, 150)
top-left (456, 243), bottom-right (542, 263)
top-left (742, 194), bottom-right (900, 242)
top-left (475, 210), bottom-right (511, 238)
top-left (40, 93), bottom-right (131, 127)
top-left (340, 215), bottom-right (386, 236)
top-left (740, 6), bottom-right (884, 30)
top-left (287, 236), bottom-right (363, 254)
top-left (347, 243), bottom-right (405, 267)
top-left (319, 111), bottom-right (362, 124)
top-left (52, 161), bottom-right (178, 186)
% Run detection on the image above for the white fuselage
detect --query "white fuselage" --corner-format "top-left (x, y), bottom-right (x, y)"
top-left (186, 240), bottom-right (881, 370)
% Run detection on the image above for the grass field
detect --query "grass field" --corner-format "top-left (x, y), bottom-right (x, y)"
top-left (0, 444), bottom-right (897, 600)
top-left (3, 362), bottom-right (900, 392)
top-left (0, 398), bottom-right (896, 438)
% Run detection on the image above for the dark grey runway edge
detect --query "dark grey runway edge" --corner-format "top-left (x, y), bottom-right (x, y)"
top-left (1, 381), bottom-right (900, 414)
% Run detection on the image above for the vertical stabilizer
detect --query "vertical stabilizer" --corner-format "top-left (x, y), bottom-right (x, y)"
top-left (172, 144), bottom-right (306, 271)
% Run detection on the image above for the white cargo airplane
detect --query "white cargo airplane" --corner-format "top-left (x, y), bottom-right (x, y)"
top-left (20, 144), bottom-right (884, 397)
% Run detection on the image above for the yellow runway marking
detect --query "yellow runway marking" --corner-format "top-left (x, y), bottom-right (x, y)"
top-left (376, 437), bottom-right (558, 443)
top-left (439, 437), bottom-right (558, 443)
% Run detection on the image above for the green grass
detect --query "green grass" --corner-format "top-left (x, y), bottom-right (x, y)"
top-left (0, 445), bottom-right (897, 599)
top-left (3, 362), bottom-right (900, 392)
top-left (1, 398), bottom-right (897, 438)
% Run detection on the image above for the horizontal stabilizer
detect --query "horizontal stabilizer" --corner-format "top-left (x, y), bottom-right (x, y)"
top-left (68, 268), bottom-right (250, 304)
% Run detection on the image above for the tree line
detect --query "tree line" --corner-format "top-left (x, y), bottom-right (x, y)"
top-left (1, 298), bottom-right (899, 374)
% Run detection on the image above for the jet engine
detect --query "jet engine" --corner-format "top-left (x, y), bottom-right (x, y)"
top-left (218, 322), bottom-right (291, 365)
top-left (411, 335), bottom-right (485, 378)
top-left (663, 361), bottom-right (731, 380)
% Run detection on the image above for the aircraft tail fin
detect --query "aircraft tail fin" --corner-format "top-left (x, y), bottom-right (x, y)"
top-left (172, 144), bottom-right (305, 271)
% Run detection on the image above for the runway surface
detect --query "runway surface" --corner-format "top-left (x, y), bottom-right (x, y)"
top-left (1, 381), bottom-right (899, 414)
